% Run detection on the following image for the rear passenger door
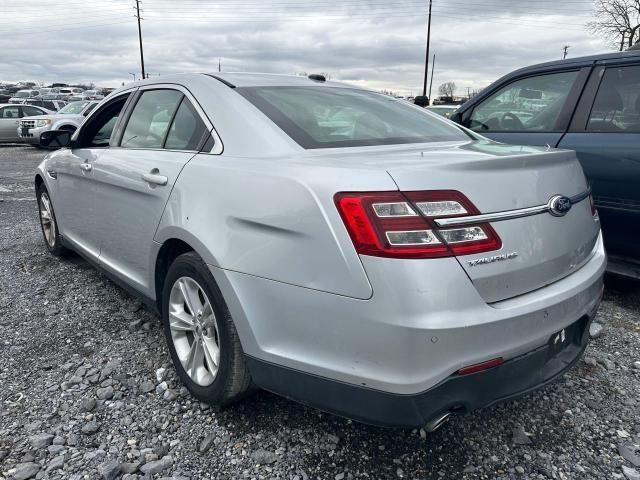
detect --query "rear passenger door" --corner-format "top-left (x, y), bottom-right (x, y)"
top-left (558, 63), bottom-right (640, 263)
top-left (92, 85), bottom-right (211, 297)
top-left (462, 69), bottom-right (587, 147)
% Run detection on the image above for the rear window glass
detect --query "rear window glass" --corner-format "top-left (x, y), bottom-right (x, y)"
top-left (237, 86), bottom-right (469, 149)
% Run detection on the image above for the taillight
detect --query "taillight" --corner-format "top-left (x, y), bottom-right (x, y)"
top-left (334, 190), bottom-right (501, 259)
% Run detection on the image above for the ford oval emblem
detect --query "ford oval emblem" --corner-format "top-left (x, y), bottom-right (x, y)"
top-left (548, 195), bottom-right (572, 217)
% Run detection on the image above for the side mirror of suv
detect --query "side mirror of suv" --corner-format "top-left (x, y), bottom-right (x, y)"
top-left (39, 130), bottom-right (72, 150)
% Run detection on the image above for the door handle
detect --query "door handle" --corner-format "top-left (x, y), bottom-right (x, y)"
top-left (80, 163), bottom-right (92, 172)
top-left (143, 172), bottom-right (168, 186)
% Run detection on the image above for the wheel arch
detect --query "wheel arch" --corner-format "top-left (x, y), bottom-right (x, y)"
top-left (34, 173), bottom-right (44, 195)
top-left (154, 238), bottom-right (195, 313)
top-left (152, 228), bottom-right (258, 360)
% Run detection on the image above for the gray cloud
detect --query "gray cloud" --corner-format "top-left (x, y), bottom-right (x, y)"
top-left (0, 0), bottom-right (607, 95)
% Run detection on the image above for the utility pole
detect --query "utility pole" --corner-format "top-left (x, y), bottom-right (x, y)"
top-left (422, 0), bottom-right (432, 98)
top-left (467, 86), bottom-right (471, 99)
top-left (135, 0), bottom-right (146, 79)
top-left (128, 72), bottom-right (137, 81)
top-left (218, 58), bottom-right (221, 72)
top-left (428, 53), bottom-right (435, 100)
top-left (562, 44), bottom-right (570, 59)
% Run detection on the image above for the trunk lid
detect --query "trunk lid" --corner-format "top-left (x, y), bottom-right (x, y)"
top-left (318, 140), bottom-right (600, 303)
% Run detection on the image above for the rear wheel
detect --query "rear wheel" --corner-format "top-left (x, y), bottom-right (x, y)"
top-left (161, 252), bottom-right (254, 405)
top-left (37, 184), bottom-right (66, 256)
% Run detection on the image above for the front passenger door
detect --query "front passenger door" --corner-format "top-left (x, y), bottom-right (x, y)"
top-left (52, 93), bottom-right (132, 257)
top-left (91, 87), bottom-right (210, 297)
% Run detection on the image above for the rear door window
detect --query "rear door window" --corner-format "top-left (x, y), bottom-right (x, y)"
top-left (469, 71), bottom-right (579, 132)
top-left (587, 65), bottom-right (640, 132)
top-left (120, 89), bottom-right (183, 149)
top-left (22, 106), bottom-right (45, 116)
top-left (0, 106), bottom-right (20, 118)
top-left (164, 98), bottom-right (208, 150)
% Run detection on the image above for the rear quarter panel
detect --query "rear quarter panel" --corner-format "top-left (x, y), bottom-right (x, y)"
top-left (154, 153), bottom-right (399, 299)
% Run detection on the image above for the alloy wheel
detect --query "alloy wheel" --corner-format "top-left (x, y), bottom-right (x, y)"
top-left (168, 276), bottom-right (221, 386)
top-left (39, 192), bottom-right (56, 247)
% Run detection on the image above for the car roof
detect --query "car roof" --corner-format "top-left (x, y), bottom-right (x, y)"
top-left (508, 50), bottom-right (640, 76)
top-left (117, 72), bottom-right (354, 91)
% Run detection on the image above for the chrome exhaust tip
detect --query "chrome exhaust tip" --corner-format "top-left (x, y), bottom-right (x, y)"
top-left (424, 412), bottom-right (451, 433)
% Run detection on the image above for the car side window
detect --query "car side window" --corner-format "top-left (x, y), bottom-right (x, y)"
top-left (164, 98), bottom-right (208, 150)
top-left (587, 65), bottom-right (640, 133)
top-left (0, 106), bottom-right (20, 118)
top-left (22, 106), bottom-right (44, 116)
top-left (468, 71), bottom-right (579, 132)
top-left (121, 89), bottom-right (183, 149)
top-left (75, 95), bottom-right (129, 148)
top-left (83, 103), bottom-right (98, 116)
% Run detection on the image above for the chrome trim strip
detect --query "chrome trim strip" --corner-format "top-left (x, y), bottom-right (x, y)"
top-left (434, 189), bottom-right (591, 227)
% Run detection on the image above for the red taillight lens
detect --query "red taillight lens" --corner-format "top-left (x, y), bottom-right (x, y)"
top-left (335, 190), bottom-right (501, 259)
top-left (456, 357), bottom-right (504, 376)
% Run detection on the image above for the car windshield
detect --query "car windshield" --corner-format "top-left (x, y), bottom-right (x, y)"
top-left (238, 86), bottom-right (470, 149)
top-left (58, 101), bottom-right (90, 114)
top-left (15, 91), bottom-right (30, 98)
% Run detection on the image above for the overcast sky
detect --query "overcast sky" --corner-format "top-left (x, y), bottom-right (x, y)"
top-left (1, 0), bottom-right (609, 96)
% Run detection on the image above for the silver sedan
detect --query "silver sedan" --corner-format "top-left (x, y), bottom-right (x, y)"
top-left (34, 73), bottom-right (605, 428)
top-left (0, 104), bottom-right (53, 142)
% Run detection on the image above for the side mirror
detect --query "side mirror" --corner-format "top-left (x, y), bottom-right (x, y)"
top-left (39, 130), bottom-right (72, 150)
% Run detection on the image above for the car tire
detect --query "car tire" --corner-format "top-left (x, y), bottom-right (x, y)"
top-left (36, 184), bottom-right (66, 256)
top-left (161, 252), bottom-right (254, 406)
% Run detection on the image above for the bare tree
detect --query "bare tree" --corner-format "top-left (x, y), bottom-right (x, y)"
top-left (438, 81), bottom-right (456, 98)
top-left (587, 0), bottom-right (640, 50)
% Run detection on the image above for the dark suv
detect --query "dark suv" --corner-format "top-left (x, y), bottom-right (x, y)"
top-left (452, 50), bottom-right (640, 278)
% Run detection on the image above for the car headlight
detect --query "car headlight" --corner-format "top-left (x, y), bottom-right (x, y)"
top-left (36, 119), bottom-right (52, 127)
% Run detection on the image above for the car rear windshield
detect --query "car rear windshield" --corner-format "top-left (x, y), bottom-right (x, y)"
top-left (237, 86), bottom-right (470, 149)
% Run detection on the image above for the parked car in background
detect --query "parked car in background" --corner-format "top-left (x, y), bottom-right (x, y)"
top-left (80, 89), bottom-right (105, 100)
top-left (426, 105), bottom-right (459, 118)
top-left (0, 104), bottom-right (53, 142)
top-left (58, 87), bottom-right (84, 98)
top-left (39, 88), bottom-right (63, 100)
top-left (26, 99), bottom-right (67, 111)
top-left (9, 89), bottom-right (41, 104)
top-left (18, 100), bottom-right (98, 145)
top-left (452, 50), bottom-right (640, 278)
top-left (35, 73), bottom-right (604, 428)
top-left (0, 89), bottom-right (11, 103)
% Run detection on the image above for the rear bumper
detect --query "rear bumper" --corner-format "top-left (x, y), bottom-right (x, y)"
top-left (247, 309), bottom-right (597, 427)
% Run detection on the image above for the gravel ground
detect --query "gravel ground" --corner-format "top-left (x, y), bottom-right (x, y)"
top-left (1, 145), bottom-right (639, 480)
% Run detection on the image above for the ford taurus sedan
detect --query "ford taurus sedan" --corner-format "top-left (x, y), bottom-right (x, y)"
top-left (35, 73), bottom-right (605, 428)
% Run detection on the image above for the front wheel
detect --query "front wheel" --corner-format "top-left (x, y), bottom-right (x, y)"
top-left (161, 252), bottom-right (254, 405)
top-left (37, 184), bottom-right (66, 256)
